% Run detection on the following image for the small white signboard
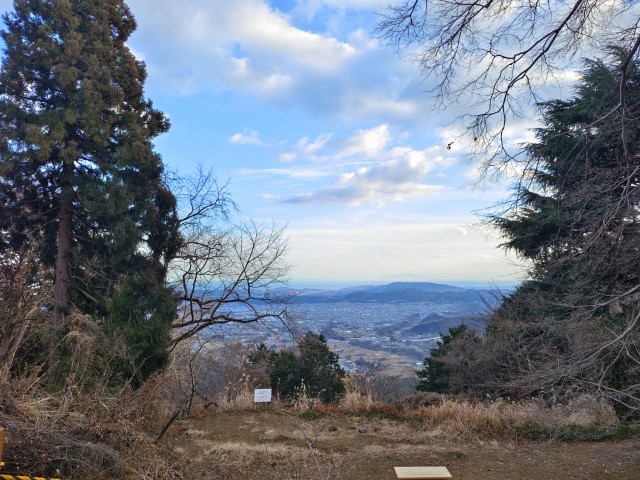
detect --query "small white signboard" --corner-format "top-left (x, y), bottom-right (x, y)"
top-left (254, 388), bottom-right (272, 404)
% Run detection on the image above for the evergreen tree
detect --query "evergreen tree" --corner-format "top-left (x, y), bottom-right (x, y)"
top-left (493, 50), bottom-right (640, 284)
top-left (297, 332), bottom-right (346, 402)
top-left (416, 325), bottom-right (479, 394)
top-left (0, 0), bottom-right (181, 378)
top-left (483, 50), bottom-right (640, 407)
top-left (268, 332), bottom-right (346, 403)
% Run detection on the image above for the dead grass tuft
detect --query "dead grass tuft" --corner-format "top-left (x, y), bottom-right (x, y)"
top-left (340, 376), bottom-right (376, 412)
top-left (416, 396), bottom-right (620, 438)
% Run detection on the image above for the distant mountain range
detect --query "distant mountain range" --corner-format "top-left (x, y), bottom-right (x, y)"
top-left (287, 281), bottom-right (497, 306)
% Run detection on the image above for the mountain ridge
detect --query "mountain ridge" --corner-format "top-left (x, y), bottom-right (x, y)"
top-left (287, 281), bottom-right (493, 305)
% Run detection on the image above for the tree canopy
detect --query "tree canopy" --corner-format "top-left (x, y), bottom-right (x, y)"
top-left (0, 0), bottom-right (180, 379)
top-left (259, 332), bottom-right (346, 404)
top-left (491, 50), bottom-right (640, 407)
top-left (416, 324), bottom-right (480, 394)
top-left (427, 52), bottom-right (640, 412)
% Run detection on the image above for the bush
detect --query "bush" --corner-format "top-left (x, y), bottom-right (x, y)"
top-left (416, 325), bottom-right (481, 394)
top-left (267, 332), bottom-right (346, 404)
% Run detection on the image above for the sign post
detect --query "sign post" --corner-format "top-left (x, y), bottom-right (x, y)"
top-left (254, 389), bottom-right (272, 409)
top-left (0, 426), bottom-right (4, 467)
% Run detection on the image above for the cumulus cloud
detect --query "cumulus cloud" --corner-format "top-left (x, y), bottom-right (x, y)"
top-left (280, 124), bottom-right (395, 163)
top-left (284, 150), bottom-right (445, 205)
top-left (230, 131), bottom-right (263, 145)
top-left (269, 124), bottom-right (456, 205)
top-left (127, 0), bottom-right (355, 97)
top-left (231, 2), bottom-right (356, 72)
top-left (131, 0), bottom-right (346, 98)
top-left (127, 0), bottom-right (429, 124)
top-left (337, 124), bottom-right (391, 158)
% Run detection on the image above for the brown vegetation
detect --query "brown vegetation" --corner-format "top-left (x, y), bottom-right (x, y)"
top-left (0, 337), bottom-right (637, 479)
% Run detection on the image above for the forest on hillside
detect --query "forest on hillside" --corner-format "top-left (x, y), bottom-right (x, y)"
top-left (0, 0), bottom-right (639, 478)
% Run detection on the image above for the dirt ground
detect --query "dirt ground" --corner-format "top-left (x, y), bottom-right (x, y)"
top-left (162, 411), bottom-right (640, 480)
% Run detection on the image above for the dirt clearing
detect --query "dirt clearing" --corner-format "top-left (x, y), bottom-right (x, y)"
top-left (162, 412), bottom-right (640, 479)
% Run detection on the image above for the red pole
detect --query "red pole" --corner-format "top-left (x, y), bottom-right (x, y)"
top-left (0, 427), bottom-right (5, 468)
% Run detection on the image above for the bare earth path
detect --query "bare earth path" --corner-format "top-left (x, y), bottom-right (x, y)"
top-left (163, 412), bottom-right (640, 479)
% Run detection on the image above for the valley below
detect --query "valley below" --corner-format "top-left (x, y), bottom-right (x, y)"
top-left (203, 282), bottom-right (493, 377)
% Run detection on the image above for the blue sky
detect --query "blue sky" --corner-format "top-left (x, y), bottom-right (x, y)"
top-left (0, 0), bottom-right (530, 288)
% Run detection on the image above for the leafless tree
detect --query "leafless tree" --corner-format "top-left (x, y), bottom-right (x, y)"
top-left (166, 167), bottom-right (290, 350)
top-left (377, 0), bottom-right (640, 169)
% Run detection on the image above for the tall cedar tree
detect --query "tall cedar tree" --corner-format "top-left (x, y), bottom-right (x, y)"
top-left (484, 50), bottom-right (640, 406)
top-left (0, 0), bottom-right (181, 378)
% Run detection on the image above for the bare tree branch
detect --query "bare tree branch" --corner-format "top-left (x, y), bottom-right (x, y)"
top-left (377, 0), bottom-right (640, 169)
top-left (165, 169), bottom-right (290, 350)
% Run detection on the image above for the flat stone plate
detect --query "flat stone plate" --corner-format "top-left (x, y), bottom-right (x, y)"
top-left (394, 466), bottom-right (452, 479)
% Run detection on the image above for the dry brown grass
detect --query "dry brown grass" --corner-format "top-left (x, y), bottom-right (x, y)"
top-left (339, 376), bottom-right (377, 412)
top-left (416, 396), bottom-right (619, 438)
top-left (214, 373), bottom-right (288, 412)
top-left (0, 327), bottom-right (190, 479)
top-left (1, 336), bottom-right (626, 480)
top-left (215, 373), bottom-right (257, 411)
top-left (202, 373), bottom-right (624, 441)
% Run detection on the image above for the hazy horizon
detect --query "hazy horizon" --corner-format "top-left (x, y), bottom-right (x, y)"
top-left (287, 278), bottom-right (519, 290)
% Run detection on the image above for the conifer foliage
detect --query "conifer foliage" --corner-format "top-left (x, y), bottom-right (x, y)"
top-left (413, 52), bottom-right (640, 413)
top-left (416, 325), bottom-right (479, 394)
top-left (443, 50), bottom-right (640, 410)
top-left (254, 333), bottom-right (346, 403)
top-left (0, 0), bottom-right (181, 379)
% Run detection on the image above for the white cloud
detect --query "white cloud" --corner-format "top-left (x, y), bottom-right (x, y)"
top-left (129, 0), bottom-right (355, 97)
top-left (127, 0), bottom-right (429, 124)
top-left (281, 126), bottom-right (396, 164)
top-left (273, 124), bottom-right (458, 205)
top-left (239, 167), bottom-right (330, 179)
top-left (352, 97), bottom-right (418, 119)
top-left (337, 124), bottom-right (391, 158)
top-left (256, 193), bottom-right (278, 200)
top-left (230, 131), bottom-right (262, 145)
top-left (230, 2), bottom-right (356, 72)
top-left (280, 133), bottom-right (333, 162)
top-left (285, 149), bottom-right (444, 205)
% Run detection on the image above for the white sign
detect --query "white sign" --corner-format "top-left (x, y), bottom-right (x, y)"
top-left (254, 389), bottom-right (272, 403)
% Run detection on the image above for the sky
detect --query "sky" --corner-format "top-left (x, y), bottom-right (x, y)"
top-left (0, 0), bottom-right (535, 288)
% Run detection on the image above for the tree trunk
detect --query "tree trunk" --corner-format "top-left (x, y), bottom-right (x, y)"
top-left (52, 164), bottom-right (73, 364)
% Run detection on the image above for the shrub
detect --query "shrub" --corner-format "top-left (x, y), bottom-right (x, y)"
top-left (416, 325), bottom-right (481, 393)
top-left (267, 333), bottom-right (346, 404)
